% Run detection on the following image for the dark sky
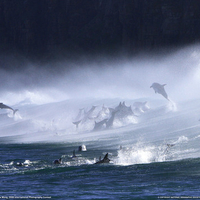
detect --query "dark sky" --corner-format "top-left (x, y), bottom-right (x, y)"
top-left (1, 0), bottom-right (200, 68)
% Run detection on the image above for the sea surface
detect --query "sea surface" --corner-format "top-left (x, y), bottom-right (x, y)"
top-left (0, 97), bottom-right (200, 199)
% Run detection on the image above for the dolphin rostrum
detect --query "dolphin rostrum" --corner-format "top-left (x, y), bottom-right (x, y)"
top-left (150, 82), bottom-right (169, 100)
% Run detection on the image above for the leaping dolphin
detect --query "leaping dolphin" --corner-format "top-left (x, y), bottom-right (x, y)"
top-left (93, 118), bottom-right (108, 131)
top-left (81, 106), bottom-right (97, 123)
top-left (150, 83), bottom-right (169, 100)
top-left (74, 108), bottom-right (84, 121)
top-left (0, 103), bottom-right (18, 115)
top-left (106, 109), bottom-right (118, 129)
top-left (94, 153), bottom-right (110, 164)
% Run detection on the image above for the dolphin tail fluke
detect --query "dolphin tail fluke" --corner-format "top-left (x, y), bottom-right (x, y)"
top-left (166, 97), bottom-right (172, 103)
top-left (13, 109), bottom-right (19, 116)
top-left (72, 120), bottom-right (81, 128)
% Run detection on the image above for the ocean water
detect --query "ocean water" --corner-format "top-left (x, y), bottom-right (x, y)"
top-left (0, 97), bottom-right (200, 200)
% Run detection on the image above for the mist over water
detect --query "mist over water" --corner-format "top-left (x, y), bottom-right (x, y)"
top-left (1, 44), bottom-right (200, 166)
top-left (0, 44), bottom-right (199, 105)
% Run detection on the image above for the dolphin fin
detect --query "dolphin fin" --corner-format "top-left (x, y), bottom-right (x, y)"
top-left (103, 153), bottom-right (108, 160)
top-left (13, 109), bottom-right (19, 116)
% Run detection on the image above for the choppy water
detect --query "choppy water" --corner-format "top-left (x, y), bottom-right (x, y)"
top-left (0, 97), bottom-right (200, 199)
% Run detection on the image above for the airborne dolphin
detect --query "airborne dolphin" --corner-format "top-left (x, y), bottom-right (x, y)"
top-left (72, 120), bottom-right (82, 129)
top-left (93, 118), bottom-right (108, 131)
top-left (0, 103), bottom-right (18, 115)
top-left (74, 108), bottom-right (84, 121)
top-left (150, 83), bottom-right (169, 100)
top-left (81, 106), bottom-right (97, 123)
top-left (106, 109), bottom-right (118, 129)
top-left (114, 102), bottom-right (135, 119)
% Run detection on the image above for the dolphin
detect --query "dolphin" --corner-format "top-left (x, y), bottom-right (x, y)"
top-left (150, 82), bottom-right (169, 100)
top-left (0, 103), bottom-right (18, 115)
top-left (81, 106), bottom-right (97, 123)
top-left (93, 118), bottom-right (108, 131)
top-left (72, 120), bottom-right (82, 129)
top-left (74, 108), bottom-right (84, 121)
top-left (94, 104), bottom-right (110, 120)
top-left (53, 157), bottom-right (62, 164)
top-left (114, 102), bottom-right (135, 119)
top-left (94, 153), bottom-right (110, 164)
top-left (72, 108), bottom-right (85, 128)
top-left (106, 110), bottom-right (118, 128)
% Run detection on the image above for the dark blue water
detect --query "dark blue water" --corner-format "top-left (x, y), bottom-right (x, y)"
top-left (1, 142), bottom-right (200, 200)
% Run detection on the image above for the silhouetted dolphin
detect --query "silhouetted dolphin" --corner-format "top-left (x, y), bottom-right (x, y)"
top-left (94, 104), bottom-right (110, 120)
top-left (150, 83), bottom-right (169, 100)
top-left (106, 110), bottom-right (118, 128)
top-left (74, 108), bottom-right (84, 121)
top-left (93, 118), bottom-right (108, 131)
top-left (53, 157), bottom-right (62, 164)
top-left (72, 108), bottom-right (85, 128)
top-left (82, 106), bottom-right (97, 123)
top-left (95, 153), bottom-right (110, 164)
top-left (114, 102), bottom-right (135, 119)
top-left (72, 120), bottom-right (82, 129)
top-left (0, 103), bottom-right (18, 115)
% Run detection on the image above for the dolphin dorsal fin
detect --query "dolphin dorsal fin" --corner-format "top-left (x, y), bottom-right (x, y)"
top-left (104, 153), bottom-right (108, 159)
top-left (73, 150), bottom-right (76, 157)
